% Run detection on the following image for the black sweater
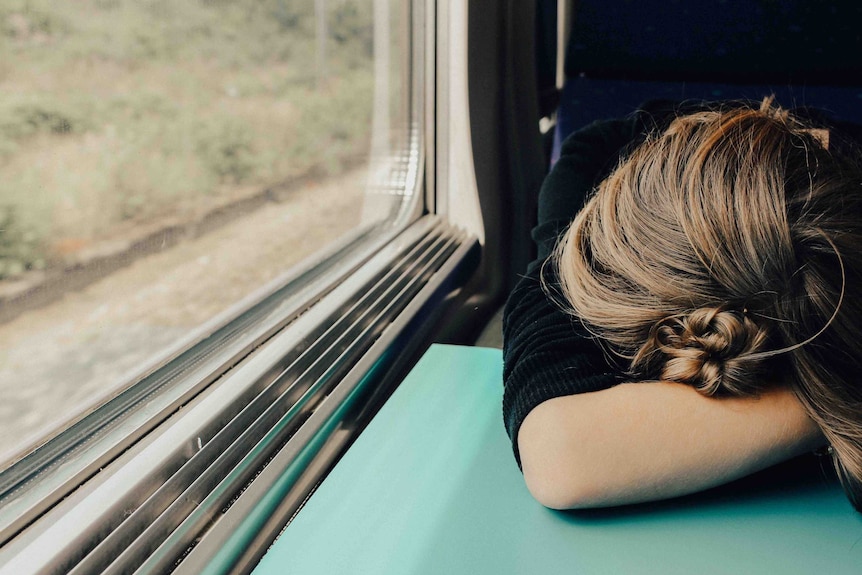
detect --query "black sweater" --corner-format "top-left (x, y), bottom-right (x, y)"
top-left (501, 104), bottom-right (682, 465)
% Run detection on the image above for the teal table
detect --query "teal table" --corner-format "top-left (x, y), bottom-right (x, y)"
top-left (254, 344), bottom-right (862, 574)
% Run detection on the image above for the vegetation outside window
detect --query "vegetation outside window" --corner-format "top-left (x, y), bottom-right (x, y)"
top-left (0, 0), bottom-right (419, 468)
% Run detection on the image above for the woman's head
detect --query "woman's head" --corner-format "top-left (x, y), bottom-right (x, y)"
top-left (552, 99), bottom-right (862, 510)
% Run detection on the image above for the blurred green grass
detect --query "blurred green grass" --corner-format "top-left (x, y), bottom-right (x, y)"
top-left (0, 0), bottom-right (374, 279)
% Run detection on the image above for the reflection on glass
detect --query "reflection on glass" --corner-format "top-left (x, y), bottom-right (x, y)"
top-left (0, 0), bottom-right (414, 462)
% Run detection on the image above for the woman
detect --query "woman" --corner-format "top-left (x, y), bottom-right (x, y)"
top-left (502, 98), bottom-right (862, 511)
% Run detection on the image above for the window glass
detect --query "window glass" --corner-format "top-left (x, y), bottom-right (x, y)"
top-left (0, 0), bottom-right (417, 462)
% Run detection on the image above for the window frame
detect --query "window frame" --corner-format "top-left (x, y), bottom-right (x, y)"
top-left (0, 1), bottom-right (484, 572)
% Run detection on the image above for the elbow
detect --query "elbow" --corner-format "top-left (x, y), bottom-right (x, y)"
top-left (518, 399), bottom-right (607, 510)
top-left (522, 465), bottom-right (600, 510)
top-left (524, 477), bottom-right (570, 510)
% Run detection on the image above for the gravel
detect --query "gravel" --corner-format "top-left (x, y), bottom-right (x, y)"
top-left (0, 170), bottom-right (365, 462)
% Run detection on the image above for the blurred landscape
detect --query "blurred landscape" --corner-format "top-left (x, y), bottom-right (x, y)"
top-left (0, 167), bottom-right (365, 459)
top-left (0, 0), bottom-right (389, 460)
top-left (0, 0), bottom-right (374, 280)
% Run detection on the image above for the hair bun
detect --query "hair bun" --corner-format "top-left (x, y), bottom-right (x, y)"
top-left (634, 307), bottom-right (770, 396)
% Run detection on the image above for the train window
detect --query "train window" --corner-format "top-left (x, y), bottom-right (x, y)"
top-left (0, 1), bottom-right (473, 571)
top-left (0, 1), bottom-right (415, 464)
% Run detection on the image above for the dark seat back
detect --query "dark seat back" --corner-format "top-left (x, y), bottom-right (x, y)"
top-left (554, 1), bottom-right (862, 162)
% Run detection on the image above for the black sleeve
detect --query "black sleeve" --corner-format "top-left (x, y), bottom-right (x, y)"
top-left (502, 115), bottom-right (649, 466)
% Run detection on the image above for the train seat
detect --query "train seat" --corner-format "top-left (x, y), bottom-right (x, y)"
top-left (553, 1), bottom-right (862, 163)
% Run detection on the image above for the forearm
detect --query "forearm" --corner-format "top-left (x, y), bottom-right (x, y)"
top-left (518, 381), bottom-right (825, 510)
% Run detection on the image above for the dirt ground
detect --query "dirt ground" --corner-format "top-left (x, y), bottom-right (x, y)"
top-left (0, 169), bottom-right (366, 461)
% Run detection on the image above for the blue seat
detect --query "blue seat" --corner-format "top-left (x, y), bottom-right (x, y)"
top-left (553, 1), bottom-right (862, 163)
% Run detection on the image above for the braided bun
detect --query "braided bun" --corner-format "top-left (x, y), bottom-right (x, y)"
top-left (633, 307), bottom-right (770, 396)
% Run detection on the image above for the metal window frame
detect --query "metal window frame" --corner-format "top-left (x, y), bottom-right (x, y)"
top-left (0, 1), bottom-right (480, 573)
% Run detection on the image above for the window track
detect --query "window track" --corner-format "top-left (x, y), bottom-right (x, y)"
top-left (0, 216), bottom-right (478, 575)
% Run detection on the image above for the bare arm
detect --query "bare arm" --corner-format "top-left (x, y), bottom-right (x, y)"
top-left (518, 381), bottom-right (826, 510)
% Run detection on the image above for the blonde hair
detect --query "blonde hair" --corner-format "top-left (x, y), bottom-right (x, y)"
top-left (551, 99), bottom-right (862, 510)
